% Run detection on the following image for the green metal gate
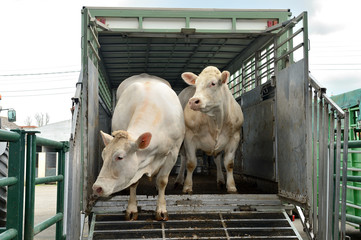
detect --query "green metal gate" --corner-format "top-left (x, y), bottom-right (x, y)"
top-left (0, 129), bottom-right (69, 240)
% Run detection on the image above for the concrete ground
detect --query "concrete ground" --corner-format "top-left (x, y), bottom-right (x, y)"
top-left (34, 184), bottom-right (57, 240)
top-left (34, 184), bottom-right (360, 240)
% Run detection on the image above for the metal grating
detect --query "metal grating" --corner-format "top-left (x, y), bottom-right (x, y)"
top-left (89, 194), bottom-right (302, 239)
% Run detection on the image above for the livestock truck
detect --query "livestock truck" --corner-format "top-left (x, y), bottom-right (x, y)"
top-left (1, 7), bottom-right (355, 240)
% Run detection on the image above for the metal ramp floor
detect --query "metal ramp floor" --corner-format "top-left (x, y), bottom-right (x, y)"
top-left (89, 194), bottom-right (302, 239)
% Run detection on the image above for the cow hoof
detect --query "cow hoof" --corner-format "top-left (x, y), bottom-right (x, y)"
top-left (125, 211), bottom-right (138, 221)
top-left (182, 188), bottom-right (193, 194)
top-left (155, 211), bottom-right (169, 221)
top-left (227, 187), bottom-right (238, 194)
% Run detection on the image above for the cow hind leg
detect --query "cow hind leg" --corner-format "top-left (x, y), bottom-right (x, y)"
top-left (125, 181), bottom-right (139, 220)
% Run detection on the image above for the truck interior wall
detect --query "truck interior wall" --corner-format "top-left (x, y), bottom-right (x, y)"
top-left (98, 99), bottom-right (112, 174)
top-left (91, 55), bottom-right (281, 196)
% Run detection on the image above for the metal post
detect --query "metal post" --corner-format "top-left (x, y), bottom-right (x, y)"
top-left (318, 96), bottom-right (325, 240)
top-left (323, 102), bottom-right (330, 239)
top-left (334, 118), bottom-right (342, 239)
top-left (328, 111), bottom-right (335, 239)
top-left (6, 130), bottom-right (26, 240)
top-left (340, 111), bottom-right (349, 240)
top-left (24, 132), bottom-right (38, 240)
top-left (56, 142), bottom-right (68, 240)
top-left (313, 90), bottom-right (318, 234)
top-left (307, 85), bottom-right (313, 229)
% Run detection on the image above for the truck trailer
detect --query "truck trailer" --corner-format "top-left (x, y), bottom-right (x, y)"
top-left (65, 7), bottom-right (352, 240)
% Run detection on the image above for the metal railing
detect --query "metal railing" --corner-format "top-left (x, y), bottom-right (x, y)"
top-left (342, 140), bottom-right (361, 227)
top-left (302, 75), bottom-right (350, 240)
top-left (0, 129), bottom-right (69, 240)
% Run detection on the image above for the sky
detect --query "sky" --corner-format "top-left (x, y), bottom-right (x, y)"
top-left (0, 0), bottom-right (360, 126)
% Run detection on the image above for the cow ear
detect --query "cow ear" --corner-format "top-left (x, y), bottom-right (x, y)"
top-left (100, 131), bottom-right (113, 146)
top-left (136, 132), bottom-right (152, 149)
top-left (182, 72), bottom-right (198, 85)
top-left (221, 71), bottom-right (230, 84)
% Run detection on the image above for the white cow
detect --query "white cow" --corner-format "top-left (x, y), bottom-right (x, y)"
top-left (92, 74), bottom-right (185, 221)
top-left (175, 66), bottom-right (244, 194)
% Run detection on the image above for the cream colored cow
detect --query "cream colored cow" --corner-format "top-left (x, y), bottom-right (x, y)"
top-left (92, 74), bottom-right (185, 221)
top-left (175, 66), bottom-right (244, 194)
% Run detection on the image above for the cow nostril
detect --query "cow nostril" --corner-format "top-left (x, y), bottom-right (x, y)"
top-left (94, 186), bottom-right (103, 195)
top-left (194, 99), bottom-right (200, 104)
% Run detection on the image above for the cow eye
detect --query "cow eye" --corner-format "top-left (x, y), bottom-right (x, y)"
top-left (211, 82), bottom-right (216, 87)
top-left (116, 156), bottom-right (123, 161)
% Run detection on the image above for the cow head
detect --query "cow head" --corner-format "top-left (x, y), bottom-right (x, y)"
top-left (92, 130), bottom-right (152, 197)
top-left (182, 66), bottom-right (230, 114)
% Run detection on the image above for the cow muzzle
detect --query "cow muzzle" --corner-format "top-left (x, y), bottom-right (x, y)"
top-left (92, 184), bottom-right (104, 196)
top-left (189, 97), bottom-right (201, 111)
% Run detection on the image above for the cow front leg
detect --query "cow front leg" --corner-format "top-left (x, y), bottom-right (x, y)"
top-left (224, 138), bottom-right (239, 193)
top-left (214, 153), bottom-right (225, 188)
top-left (224, 152), bottom-right (237, 193)
top-left (125, 181), bottom-right (139, 220)
top-left (155, 174), bottom-right (169, 221)
top-left (183, 140), bottom-right (197, 194)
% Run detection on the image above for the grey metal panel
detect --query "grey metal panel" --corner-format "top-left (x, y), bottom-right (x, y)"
top-left (66, 73), bottom-right (83, 240)
top-left (86, 59), bottom-right (100, 204)
top-left (276, 59), bottom-right (308, 205)
top-left (241, 85), bottom-right (275, 181)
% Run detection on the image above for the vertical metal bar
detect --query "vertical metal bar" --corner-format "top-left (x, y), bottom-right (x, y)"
top-left (56, 142), bottom-right (68, 240)
top-left (318, 96), bottom-right (325, 240)
top-left (313, 90), bottom-right (318, 235)
top-left (328, 111), bottom-right (335, 239)
top-left (323, 102), bottom-right (330, 239)
top-left (334, 118), bottom-right (342, 239)
top-left (303, 12), bottom-right (309, 78)
top-left (241, 62), bottom-right (246, 94)
top-left (24, 132), bottom-right (38, 240)
top-left (307, 85), bottom-right (313, 229)
top-left (254, 50), bottom-right (260, 87)
top-left (340, 111), bottom-right (349, 240)
top-left (6, 130), bottom-right (26, 240)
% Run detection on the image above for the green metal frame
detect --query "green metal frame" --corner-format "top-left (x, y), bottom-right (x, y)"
top-left (0, 129), bottom-right (69, 240)
top-left (0, 129), bottom-right (25, 240)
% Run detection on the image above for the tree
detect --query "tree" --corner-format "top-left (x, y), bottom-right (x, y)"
top-left (34, 112), bottom-right (50, 127)
top-left (24, 116), bottom-right (32, 126)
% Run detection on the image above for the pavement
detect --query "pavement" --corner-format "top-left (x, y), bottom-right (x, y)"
top-left (33, 184), bottom-right (360, 240)
top-left (34, 184), bottom-right (57, 240)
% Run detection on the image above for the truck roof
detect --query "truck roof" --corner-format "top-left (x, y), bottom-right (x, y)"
top-left (83, 7), bottom-right (291, 94)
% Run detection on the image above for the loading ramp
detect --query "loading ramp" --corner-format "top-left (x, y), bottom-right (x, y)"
top-left (89, 194), bottom-right (302, 239)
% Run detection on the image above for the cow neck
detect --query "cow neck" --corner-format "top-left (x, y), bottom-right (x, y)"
top-left (214, 86), bottom-right (232, 148)
top-left (209, 108), bottom-right (223, 135)
top-left (213, 85), bottom-right (229, 132)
